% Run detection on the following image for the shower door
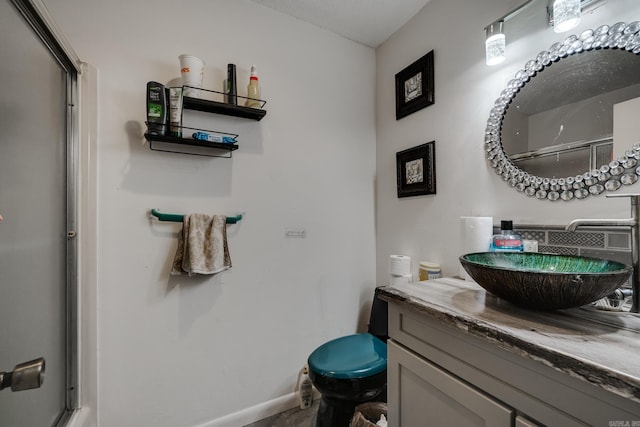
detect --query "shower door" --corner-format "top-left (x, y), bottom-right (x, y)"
top-left (0, 0), bottom-right (78, 425)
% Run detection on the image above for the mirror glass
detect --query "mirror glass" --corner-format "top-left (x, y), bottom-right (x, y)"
top-left (486, 22), bottom-right (640, 201)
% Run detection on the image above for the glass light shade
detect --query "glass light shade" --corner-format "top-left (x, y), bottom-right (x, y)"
top-left (486, 33), bottom-right (506, 66)
top-left (553, 0), bottom-right (581, 33)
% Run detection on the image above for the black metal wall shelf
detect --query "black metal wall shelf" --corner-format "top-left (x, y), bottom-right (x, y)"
top-left (144, 122), bottom-right (239, 158)
top-left (183, 97), bottom-right (267, 121)
top-left (145, 133), bottom-right (239, 158)
top-left (182, 85), bottom-right (267, 121)
top-left (144, 85), bottom-right (266, 157)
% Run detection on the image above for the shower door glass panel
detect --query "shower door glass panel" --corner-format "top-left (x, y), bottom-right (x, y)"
top-left (0, 0), bottom-right (69, 425)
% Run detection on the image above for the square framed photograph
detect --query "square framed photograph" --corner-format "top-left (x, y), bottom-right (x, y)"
top-left (396, 141), bottom-right (436, 198)
top-left (395, 50), bottom-right (434, 120)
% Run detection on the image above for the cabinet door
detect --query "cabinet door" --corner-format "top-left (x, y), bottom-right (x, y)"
top-left (388, 341), bottom-right (514, 427)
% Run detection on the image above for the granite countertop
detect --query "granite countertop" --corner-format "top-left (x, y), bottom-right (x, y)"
top-left (379, 277), bottom-right (640, 403)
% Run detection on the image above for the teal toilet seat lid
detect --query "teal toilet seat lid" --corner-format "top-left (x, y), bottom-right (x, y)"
top-left (308, 333), bottom-right (387, 379)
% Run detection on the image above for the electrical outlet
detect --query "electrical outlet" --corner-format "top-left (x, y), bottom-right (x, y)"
top-left (523, 239), bottom-right (539, 252)
top-left (285, 229), bottom-right (306, 238)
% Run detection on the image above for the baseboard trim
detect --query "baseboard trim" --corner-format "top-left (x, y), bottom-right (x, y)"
top-left (193, 390), bottom-right (320, 427)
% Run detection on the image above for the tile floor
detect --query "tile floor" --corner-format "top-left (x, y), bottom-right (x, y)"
top-left (243, 400), bottom-right (318, 427)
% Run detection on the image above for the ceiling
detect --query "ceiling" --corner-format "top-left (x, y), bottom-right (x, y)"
top-left (248, 0), bottom-right (432, 48)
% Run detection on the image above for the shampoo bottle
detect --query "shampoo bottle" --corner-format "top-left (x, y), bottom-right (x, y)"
top-left (245, 65), bottom-right (261, 108)
top-left (298, 365), bottom-right (313, 409)
top-left (146, 81), bottom-right (167, 135)
top-left (490, 220), bottom-right (524, 252)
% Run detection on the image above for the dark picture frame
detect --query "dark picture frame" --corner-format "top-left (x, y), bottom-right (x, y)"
top-left (396, 141), bottom-right (436, 198)
top-left (395, 50), bottom-right (434, 120)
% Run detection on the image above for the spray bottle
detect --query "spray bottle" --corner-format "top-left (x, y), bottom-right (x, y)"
top-left (297, 365), bottom-right (313, 409)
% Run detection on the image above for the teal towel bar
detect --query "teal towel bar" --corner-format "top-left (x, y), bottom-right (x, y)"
top-left (150, 209), bottom-right (242, 224)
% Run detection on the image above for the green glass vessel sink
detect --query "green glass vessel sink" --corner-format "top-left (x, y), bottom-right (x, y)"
top-left (459, 252), bottom-right (632, 310)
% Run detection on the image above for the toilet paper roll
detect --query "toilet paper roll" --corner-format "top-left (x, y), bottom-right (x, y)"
top-left (460, 216), bottom-right (493, 280)
top-left (389, 255), bottom-right (411, 276)
top-left (390, 273), bottom-right (412, 286)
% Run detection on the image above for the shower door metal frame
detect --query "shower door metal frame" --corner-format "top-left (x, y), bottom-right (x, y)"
top-left (9, 0), bottom-right (81, 424)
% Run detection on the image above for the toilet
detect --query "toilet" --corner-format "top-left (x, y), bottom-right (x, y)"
top-left (307, 288), bottom-right (388, 427)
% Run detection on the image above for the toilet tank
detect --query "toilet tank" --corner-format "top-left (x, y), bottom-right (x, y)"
top-left (368, 288), bottom-right (388, 342)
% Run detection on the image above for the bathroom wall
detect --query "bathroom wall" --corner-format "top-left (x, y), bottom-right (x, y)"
top-left (375, 0), bottom-right (640, 283)
top-left (44, 1), bottom-right (376, 426)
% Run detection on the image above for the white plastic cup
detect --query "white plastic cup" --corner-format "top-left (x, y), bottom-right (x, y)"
top-left (178, 54), bottom-right (204, 97)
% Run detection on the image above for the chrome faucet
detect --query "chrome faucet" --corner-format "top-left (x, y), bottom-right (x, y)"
top-left (565, 193), bottom-right (640, 313)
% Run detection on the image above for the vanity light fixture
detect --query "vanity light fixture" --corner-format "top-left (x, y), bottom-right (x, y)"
top-left (552, 0), bottom-right (581, 33)
top-left (484, 0), bottom-right (535, 66)
top-left (485, 21), bottom-right (506, 66)
top-left (547, 0), bottom-right (607, 33)
top-left (484, 0), bottom-right (607, 66)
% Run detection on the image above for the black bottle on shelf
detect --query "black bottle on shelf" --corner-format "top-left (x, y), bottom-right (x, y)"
top-left (227, 64), bottom-right (237, 105)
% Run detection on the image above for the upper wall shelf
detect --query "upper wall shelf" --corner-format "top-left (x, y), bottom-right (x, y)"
top-left (183, 96), bottom-right (267, 121)
top-left (182, 85), bottom-right (267, 121)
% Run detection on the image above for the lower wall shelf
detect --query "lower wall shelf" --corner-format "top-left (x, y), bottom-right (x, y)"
top-left (144, 133), bottom-right (239, 158)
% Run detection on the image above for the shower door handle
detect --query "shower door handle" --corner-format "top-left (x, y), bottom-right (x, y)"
top-left (0, 357), bottom-right (45, 392)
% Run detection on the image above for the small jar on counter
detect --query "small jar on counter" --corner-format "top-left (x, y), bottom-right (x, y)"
top-left (418, 262), bottom-right (442, 281)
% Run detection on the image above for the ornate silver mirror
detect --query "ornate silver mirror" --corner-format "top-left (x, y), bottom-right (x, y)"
top-left (485, 21), bottom-right (640, 201)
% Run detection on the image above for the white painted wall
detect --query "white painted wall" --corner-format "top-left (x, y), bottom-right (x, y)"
top-left (44, 1), bottom-right (376, 426)
top-left (375, 0), bottom-right (640, 282)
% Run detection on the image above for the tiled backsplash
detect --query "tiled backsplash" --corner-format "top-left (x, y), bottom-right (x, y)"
top-left (509, 224), bottom-right (633, 286)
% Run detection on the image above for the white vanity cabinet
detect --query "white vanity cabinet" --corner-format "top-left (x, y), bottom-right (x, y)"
top-left (386, 295), bottom-right (640, 427)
